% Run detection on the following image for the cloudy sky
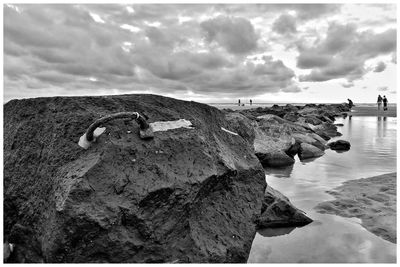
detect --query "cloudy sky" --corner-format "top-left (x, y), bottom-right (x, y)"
top-left (4, 3), bottom-right (397, 103)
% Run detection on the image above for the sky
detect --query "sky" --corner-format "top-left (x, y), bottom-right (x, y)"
top-left (3, 3), bottom-right (397, 103)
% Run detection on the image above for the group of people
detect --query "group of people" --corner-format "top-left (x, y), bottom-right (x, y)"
top-left (377, 95), bottom-right (388, 111)
top-left (348, 95), bottom-right (389, 111)
top-left (238, 99), bottom-right (253, 106)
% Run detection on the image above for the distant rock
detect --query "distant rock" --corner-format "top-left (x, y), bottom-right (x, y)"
top-left (303, 115), bottom-right (323, 125)
top-left (328, 140), bottom-right (351, 150)
top-left (298, 143), bottom-right (325, 160)
top-left (283, 112), bottom-right (299, 122)
top-left (255, 186), bottom-right (313, 228)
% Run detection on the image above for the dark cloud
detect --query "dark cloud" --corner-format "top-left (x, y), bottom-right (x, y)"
top-left (272, 14), bottom-right (297, 35)
top-left (3, 4), bottom-right (395, 102)
top-left (211, 4), bottom-right (341, 22)
top-left (378, 86), bottom-right (388, 91)
top-left (200, 16), bottom-right (259, 54)
top-left (297, 22), bottom-right (396, 82)
top-left (297, 52), bottom-right (332, 69)
top-left (287, 4), bottom-right (342, 21)
top-left (373, 61), bottom-right (387, 72)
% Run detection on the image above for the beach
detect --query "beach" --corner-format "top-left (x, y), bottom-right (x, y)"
top-left (349, 105), bottom-right (396, 117)
top-left (315, 172), bottom-right (396, 243)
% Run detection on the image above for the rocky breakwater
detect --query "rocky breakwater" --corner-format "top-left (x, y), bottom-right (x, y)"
top-left (4, 94), bottom-right (267, 263)
top-left (225, 103), bottom-right (350, 168)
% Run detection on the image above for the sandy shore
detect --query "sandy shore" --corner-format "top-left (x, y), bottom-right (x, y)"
top-left (315, 172), bottom-right (396, 243)
top-left (348, 106), bottom-right (397, 117)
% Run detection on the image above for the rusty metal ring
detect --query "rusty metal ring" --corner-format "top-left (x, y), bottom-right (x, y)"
top-left (85, 112), bottom-right (151, 141)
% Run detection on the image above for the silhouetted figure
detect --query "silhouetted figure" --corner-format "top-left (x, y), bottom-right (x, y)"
top-left (383, 96), bottom-right (388, 111)
top-left (377, 95), bottom-right (383, 110)
top-left (238, 99), bottom-right (241, 106)
top-left (347, 99), bottom-right (354, 109)
top-left (250, 99), bottom-right (253, 106)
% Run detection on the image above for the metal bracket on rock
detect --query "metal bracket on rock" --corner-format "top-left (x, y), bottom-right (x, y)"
top-left (78, 112), bottom-right (154, 149)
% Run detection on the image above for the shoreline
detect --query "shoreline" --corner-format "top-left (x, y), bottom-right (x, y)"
top-left (315, 172), bottom-right (396, 244)
top-left (213, 104), bottom-right (397, 118)
top-left (348, 106), bottom-right (396, 117)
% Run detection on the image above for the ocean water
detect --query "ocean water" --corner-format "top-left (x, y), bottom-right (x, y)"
top-left (248, 116), bottom-right (397, 263)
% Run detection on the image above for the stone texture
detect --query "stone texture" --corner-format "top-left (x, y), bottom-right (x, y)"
top-left (4, 94), bottom-right (266, 263)
top-left (298, 143), bottom-right (325, 160)
top-left (328, 140), bottom-right (351, 150)
top-left (255, 186), bottom-right (313, 228)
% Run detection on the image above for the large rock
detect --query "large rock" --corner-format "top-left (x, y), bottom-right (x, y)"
top-left (255, 186), bottom-right (313, 228)
top-left (309, 122), bottom-right (341, 140)
top-left (4, 95), bottom-right (266, 263)
top-left (225, 112), bottom-right (256, 144)
top-left (283, 112), bottom-right (299, 122)
top-left (253, 129), bottom-right (295, 167)
top-left (327, 140), bottom-right (351, 150)
top-left (298, 143), bottom-right (325, 160)
top-left (291, 133), bottom-right (326, 151)
top-left (253, 115), bottom-right (300, 167)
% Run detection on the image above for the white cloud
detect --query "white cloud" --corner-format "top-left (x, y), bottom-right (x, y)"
top-left (89, 12), bottom-right (105, 24)
top-left (120, 24), bottom-right (141, 32)
top-left (3, 4), bottom-right (396, 103)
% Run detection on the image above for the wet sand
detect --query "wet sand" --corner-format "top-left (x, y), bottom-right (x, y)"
top-left (348, 106), bottom-right (396, 117)
top-left (315, 172), bottom-right (396, 243)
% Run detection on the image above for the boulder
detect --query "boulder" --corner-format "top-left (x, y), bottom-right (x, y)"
top-left (328, 140), bottom-right (351, 150)
top-left (298, 143), bottom-right (325, 160)
top-left (283, 112), bottom-right (299, 122)
top-left (225, 112), bottom-right (256, 144)
top-left (284, 104), bottom-right (299, 113)
top-left (255, 186), bottom-right (313, 228)
top-left (255, 147), bottom-right (295, 167)
top-left (253, 130), bottom-right (295, 167)
top-left (4, 95), bottom-right (266, 263)
top-left (291, 133), bottom-right (326, 151)
top-left (303, 115), bottom-right (323, 125)
top-left (309, 122), bottom-right (340, 139)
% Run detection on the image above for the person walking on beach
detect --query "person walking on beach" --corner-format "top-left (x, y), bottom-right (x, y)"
top-left (377, 95), bottom-right (383, 110)
top-left (347, 98), bottom-right (354, 109)
top-left (250, 99), bottom-right (253, 106)
top-left (383, 96), bottom-right (388, 111)
top-left (238, 99), bottom-right (241, 106)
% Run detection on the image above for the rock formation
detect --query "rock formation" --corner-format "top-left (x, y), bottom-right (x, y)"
top-left (298, 143), bottom-right (325, 160)
top-left (327, 140), bottom-right (351, 150)
top-left (4, 95), bottom-right (266, 263)
top-left (225, 103), bottom-right (349, 167)
top-left (4, 95), bottom-right (351, 263)
top-left (255, 186), bottom-right (313, 228)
